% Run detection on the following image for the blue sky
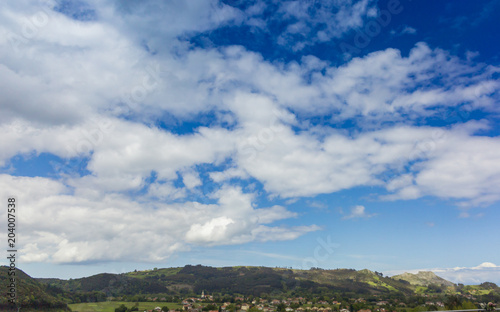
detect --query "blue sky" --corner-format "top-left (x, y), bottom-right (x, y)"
top-left (1, 0), bottom-right (500, 285)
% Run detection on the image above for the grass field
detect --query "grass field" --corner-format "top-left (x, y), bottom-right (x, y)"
top-left (68, 301), bottom-right (182, 312)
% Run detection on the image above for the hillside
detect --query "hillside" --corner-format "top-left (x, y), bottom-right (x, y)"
top-left (32, 265), bottom-right (500, 306)
top-left (36, 265), bottom-right (435, 298)
top-left (37, 272), bottom-right (167, 297)
top-left (392, 271), bottom-right (455, 287)
top-left (0, 266), bottom-right (70, 311)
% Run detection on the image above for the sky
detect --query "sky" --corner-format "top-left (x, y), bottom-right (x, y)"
top-left (0, 0), bottom-right (500, 285)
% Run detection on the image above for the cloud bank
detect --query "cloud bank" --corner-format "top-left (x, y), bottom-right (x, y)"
top-left (0, 0), bottom-right (499, 266)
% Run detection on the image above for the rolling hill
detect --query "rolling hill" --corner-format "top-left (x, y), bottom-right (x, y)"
top-left (36, 265), bottom-right (443, 298)
top-left (392, 271), bottom-right (455, 287)
top-left (0, 265), bottom-right (70, 311)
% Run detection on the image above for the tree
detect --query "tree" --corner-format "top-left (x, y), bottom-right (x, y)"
top-left (445, 295), bottom-right (462, 310)
top-left (459, 301), bottom-right (477, 310)
top-left (115, 304), bottom-right (128, 312)
top-left (203, 304), bottom-right (218, 311)
top-left (162, 306), bottom-right (170, 312)
top-left (277, 303), bottom-right (287, 312)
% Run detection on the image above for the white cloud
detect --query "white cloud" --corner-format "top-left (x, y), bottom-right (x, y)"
top-left (1, 0), bottom-right (500, 266)
top-left (185, 216), bottom-right (236, 244)
top-left (391, 25), bottom-right (417, 36)
top-left (182, 170), bottom-right (202, 189)
top-left (274, 0), bottom-right (377, 49)
top-left (401, 25), bottom-right (417, 34)
top-left (383, 123), bottom-right (500, 206)
top-left (0, 175), bottom-right (317, 263)
top-left (147, 182), bottom-right (186, 201)
top-left (342, 205), bottom-right (376, 220)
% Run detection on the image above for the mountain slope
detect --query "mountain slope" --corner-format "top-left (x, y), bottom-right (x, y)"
top-left (392, 271), bottom-right (455, 287)
top-left (0, 266), bottom-right (70, 311)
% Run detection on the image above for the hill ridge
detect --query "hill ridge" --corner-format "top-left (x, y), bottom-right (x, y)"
top-left (35, 264), bottom-right (459, 297)
top-left (392, 271), bottom-right (455, 287)
top-left (0, 266), bottom-right (70, 311)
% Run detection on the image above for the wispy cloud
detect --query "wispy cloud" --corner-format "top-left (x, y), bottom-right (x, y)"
top-left (241, 250), bottom-right (304, 262)
top-left (391, 25), bottom-right (417, 36)
top-left (458, 211), bottom-right (485, 219)
top-left (342, 205), bottom-right (376, 220)
top-left (401, 25), bottom-right (417, 34)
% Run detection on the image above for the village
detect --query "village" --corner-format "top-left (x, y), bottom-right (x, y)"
top-left (139, 291), bottom-right (459, 312)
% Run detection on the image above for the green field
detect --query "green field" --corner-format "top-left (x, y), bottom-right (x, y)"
top-left (68, 301), bottom-right (182, 312)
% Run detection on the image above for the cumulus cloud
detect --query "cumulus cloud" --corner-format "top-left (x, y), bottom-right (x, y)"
top-left (382, 122), bottom-right (500, 206)
top-left (0, 175), bottom-right (317, 263)
top-left (1, 0), bottom-right (499, 266)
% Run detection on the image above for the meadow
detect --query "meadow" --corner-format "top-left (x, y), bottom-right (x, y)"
top-left (68, 301), bottom-right (182, 312)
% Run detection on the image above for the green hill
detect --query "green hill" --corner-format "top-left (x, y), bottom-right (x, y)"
top-left (37, 265), bottom-right (419, 298)
top-left (33, 265), bottom-right (500, 304)
top-left (392, 271), bottom-right (455, 287)
top-left (0, 266), bottom-right (70, 311)
top-left (38, 272), bottom-right (167, 297)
